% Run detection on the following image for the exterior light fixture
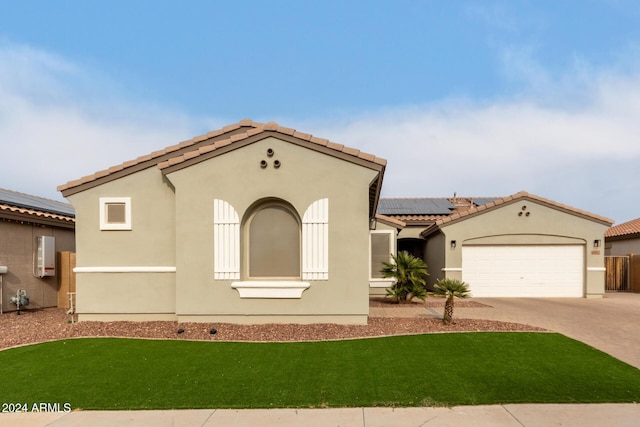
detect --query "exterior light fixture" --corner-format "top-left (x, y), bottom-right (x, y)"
top-left (594, 239), bottom-right (601, 248)
top-left (450, 240), bottom-right (456, 249)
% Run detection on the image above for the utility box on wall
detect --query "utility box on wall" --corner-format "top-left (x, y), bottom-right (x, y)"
top-left (36, 236), bottom-right (56, 277)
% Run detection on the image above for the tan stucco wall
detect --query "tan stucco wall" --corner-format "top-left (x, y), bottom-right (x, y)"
top-left (68, 167), bottom-right (176, 267)
top-left (431, 199), bottom-right (610, 297)
top-left (166, 137), bottom-right (378, 323)
top-left (605, 238), bottom-right (640, 256)
top-left (76, 273), bottom-right (175, 317)
top-left (397, 225), bottom-right (427, 239)
top-left (67, 167), bottom-right (177, 316)
top-left (0, 221), bottom-right (75, 312)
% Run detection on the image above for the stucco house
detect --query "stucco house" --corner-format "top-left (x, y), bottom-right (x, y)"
top-left (378, 193), bottom-right (612, 298)
top-left (0, 188), bottom-right (75, 313)
top-left (58, 120), bottom-right (615, 324)
top-left (58, 120), bottom-right (391, 324)
top-left (605, 217), bottom-right (640, 256)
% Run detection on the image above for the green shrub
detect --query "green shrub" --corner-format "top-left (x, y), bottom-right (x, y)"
top-left (381, 251), bottom-right (428, 303)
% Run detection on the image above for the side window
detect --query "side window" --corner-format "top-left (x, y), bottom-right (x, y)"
top-left (99, 197), bottom-right (132, 230)
top-left (370, 231), bottom-right (394, 279)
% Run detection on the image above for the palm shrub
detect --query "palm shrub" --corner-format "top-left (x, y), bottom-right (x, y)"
top-left (433, 278), bottom-right (471, 324)
top-left (381, 251), bottom-right (429, 303)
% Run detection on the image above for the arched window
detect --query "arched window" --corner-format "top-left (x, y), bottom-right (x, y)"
top-left (246, 202), bottom-right (301, 279)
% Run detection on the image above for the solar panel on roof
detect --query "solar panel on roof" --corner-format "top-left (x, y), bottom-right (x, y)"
top-left (377, 198), bottom-right (454, 215)
top-left (472, 198), bottom-right (501, 206)
top-left (0, 188), bottom-right (75, 217)
top-left (378, 197), bottom-right (503, 215)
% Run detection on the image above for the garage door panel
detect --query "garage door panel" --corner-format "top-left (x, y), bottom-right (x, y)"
top-left (462, 245), bottom-right (584, 298)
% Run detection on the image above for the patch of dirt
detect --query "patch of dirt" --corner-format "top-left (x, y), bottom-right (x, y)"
top-left (0, 306), bottom-right (545, 351)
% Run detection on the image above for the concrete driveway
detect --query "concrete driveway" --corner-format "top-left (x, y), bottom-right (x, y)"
top-left (456, 292), bottom-right (640, 369)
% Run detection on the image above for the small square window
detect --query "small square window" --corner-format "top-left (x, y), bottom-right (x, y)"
top-left (100, 197), bottom-right (132, 230)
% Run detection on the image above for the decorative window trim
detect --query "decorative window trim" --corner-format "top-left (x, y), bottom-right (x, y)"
top-left (213, 199), bottom-right (240, 280)
top-left (369, 229), bottom-right (395, 286)
top-left (231, 281), bottom-right (310, 298)
top-left (99, 197), bottom-right (132, 230)
top-left (302, 198), bottom-right (329, 280)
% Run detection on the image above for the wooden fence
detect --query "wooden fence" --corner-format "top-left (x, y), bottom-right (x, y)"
top-left (631, 254), bottom-right (640, 293)
top-left (57, 251), bottom-right (76, 309)
top-left (605, 254), bottom-right (640, 292)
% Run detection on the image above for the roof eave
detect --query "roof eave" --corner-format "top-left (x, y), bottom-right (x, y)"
top-left (0, 208), bottom-right (75, 229)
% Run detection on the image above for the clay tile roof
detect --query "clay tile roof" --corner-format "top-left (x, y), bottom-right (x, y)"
top-left (59, 119), bottom-right (386, 196)
top-left (0, 188), bottom-right (75, 225)
top-left (155, 121), bottom-right (386, 172)
top-left (292, 130), bottom-right (312, 141)
top-left (310, 136), bottom-right (329, 147)
top-left (606, 217), bottom-right (640, 238)
top-left (263, 122), bottom-right (279, 131)
top-left (375, 213), bottom-right (406, 229)
top-left (342, 146), bottom-right (360, 157)
top-left (325, 141), bottom-right (344, 151)
top-left (58, 119), bottom-right (263, 195)
top-left (432, 191), bottom-right (613, 227)
top-left (358, 152), bottom-right (375, 162)
top-left (276, 125), bottom-right (296, 136)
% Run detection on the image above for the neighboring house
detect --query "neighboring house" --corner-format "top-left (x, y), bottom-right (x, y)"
top-left (58, 120), bottom-right (389, 324)
top-left (0, 188), bottom-right (75, 313)
top-left (419, 192), bottom-right (612, 298)
top-left (605, 217), bottom-right (640, 256)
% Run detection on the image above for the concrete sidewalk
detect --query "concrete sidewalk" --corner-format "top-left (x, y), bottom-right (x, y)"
top-left (4, 404), bottom-right (640, 426)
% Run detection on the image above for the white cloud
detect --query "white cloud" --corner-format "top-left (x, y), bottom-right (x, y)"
top-left (1, 41), bottom-right (638, 224)
top-left (0, 42), bottom-right (212, 202)
top-left (313, 72), bottom-right (640, 224)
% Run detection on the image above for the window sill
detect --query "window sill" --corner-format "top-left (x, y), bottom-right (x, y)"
top-left (369, 279), bottom-right (395, 288)
top-left (231, 281), bottom-right (310, 298)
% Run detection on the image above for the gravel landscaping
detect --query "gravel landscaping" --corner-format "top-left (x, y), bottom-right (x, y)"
top-left (0, 299), bottom-right (545, 350)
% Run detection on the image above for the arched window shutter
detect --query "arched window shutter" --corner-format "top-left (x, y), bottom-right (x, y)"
top-left (302, 198), bottom-right (329, 280)
top-left (213, 199), bottom-right (240, 280)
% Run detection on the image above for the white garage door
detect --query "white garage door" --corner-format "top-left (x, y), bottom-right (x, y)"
top-left (462, 245), bottom-right (584, 297)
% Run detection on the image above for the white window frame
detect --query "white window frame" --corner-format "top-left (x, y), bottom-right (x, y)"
top-left (369, 230), bottom-right (396, 287)
top-left (99, 197), bottom-right (132, 230)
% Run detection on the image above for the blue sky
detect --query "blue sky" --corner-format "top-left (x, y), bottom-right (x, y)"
top-left (1, 1), bottom-right (639, 223)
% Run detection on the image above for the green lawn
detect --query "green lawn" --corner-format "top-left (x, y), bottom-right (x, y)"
top-left (1, 333), bottom-right (638, 409)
